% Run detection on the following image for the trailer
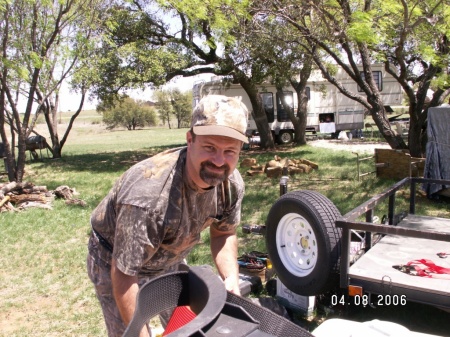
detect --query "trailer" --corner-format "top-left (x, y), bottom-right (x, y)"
top-left (264, 176), bottom-right (450, 311)
top-left (192, 65), bottom-right (403, 144)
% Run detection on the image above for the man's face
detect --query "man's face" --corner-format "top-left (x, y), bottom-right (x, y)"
top-left (186, 131), bottom-right (242, 189)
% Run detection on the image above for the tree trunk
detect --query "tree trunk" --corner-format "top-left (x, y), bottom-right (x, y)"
top-left (408, 118), bottom-right (425, 158)
top-left (369, 103), bottom-right (407, 150)
top-left (238, 77), bottom-right (275, 149)
top-left (1, 143), bottom-right (16, 182)
top-left (295, 90), bottom-right (308, 145)
top-left (276, 86), bottom-right (305, 145)
top-left (52, 144), bottom-right (62, 159)
top-left (290, 58), bottom-right (313, 146)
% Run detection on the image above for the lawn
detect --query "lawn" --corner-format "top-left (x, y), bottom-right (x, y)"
top-left (0, 124), bottom-right (449, 336)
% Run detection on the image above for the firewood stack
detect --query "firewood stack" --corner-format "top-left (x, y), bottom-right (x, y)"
top-left (0, 182), bottom-right (87, 212)
top-left (241, 155), bottom-right (318, 178)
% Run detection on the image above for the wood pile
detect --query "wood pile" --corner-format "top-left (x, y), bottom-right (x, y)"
top-left (241, 155), bottom-right (319, 178)
top-left (0, 182), bottom-right (87, 212)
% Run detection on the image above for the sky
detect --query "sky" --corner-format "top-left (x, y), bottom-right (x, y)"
top-left (58, 73), bottom-right (214, 112)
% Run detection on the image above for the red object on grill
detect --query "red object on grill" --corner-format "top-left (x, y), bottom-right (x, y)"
top-left (162, 306), bottom-right (196, 336)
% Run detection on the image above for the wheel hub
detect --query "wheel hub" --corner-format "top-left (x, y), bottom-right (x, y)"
top-left (276, 213), bottom-right (318, 277)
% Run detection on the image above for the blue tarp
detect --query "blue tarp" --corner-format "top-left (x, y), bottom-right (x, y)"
top-left (424, 106), bottom-right (450, 197)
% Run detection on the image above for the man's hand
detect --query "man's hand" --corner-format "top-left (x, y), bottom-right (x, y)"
top-left (223, 275), bottom-right (241, 295)
top-left (111, 259), bottom-right (150, 337)
top-left (210, 226), bottom-right (241, 296)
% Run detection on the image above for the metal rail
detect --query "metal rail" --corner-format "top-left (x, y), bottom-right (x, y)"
top-left (353, 152), bottom-right (376, 181)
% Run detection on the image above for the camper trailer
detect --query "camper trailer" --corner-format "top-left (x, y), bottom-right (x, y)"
top-left (192, 65), bottom-right (403, 144)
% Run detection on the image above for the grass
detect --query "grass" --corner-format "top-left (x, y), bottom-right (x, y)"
top-left (1, 124), bottom-right (449, 336)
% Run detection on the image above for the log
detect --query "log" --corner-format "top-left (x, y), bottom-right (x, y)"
top-left (0, 181), bottom-right (35, 197)
top-left (246, 170), bottom-right (265, 176)
top-left (0, 202), bottom-right (17, 213)
top-left (269, 159), bottom-right (282, 167)
top-left (297, 164), bottom-right (313, 173)
top-left (9, 193), bottom-right (47, 205)
top-left (54, 185), bottom-right (74, 200)
top-left (250, 165), bottom-right (263, 170)
top-left (279, 158), bottom-right (290, 167)
top-left (266, 166), bottom-right (283, 178)
top-left (289, 167), bottom-right (304, 175)
top-left (242, 155), bottom-right (317, 179)
top-left (19, 201), bottom-right (52, 210)
top-left (240, 158), bottom-right (257, 168)
top-left (299, 159), bottom-right (319, 170)
top-left (0, 195), bottom-right (10, 208)
top-left (32, 186), bottom-right (48, 193)
top-left (0, 182), bottom-right (18, 198)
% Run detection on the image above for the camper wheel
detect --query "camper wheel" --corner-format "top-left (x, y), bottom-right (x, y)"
top-left (265, 190), bottom-right (342, 295)
top-left (277, 130), bottom-right (293, 144)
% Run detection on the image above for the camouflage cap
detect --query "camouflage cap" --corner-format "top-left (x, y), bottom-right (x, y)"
top-left (191, 95), bottom-right (249, 143)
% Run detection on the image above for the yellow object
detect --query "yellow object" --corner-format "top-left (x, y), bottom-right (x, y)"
top-left (348, 285), bottom-right (363, 297)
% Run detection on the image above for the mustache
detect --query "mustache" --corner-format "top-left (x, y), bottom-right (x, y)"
top-left (202, 161), bottom-right (230, 171)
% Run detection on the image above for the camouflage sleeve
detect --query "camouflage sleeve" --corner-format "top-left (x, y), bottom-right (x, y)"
top-left (113, 203), bottom-right (162, 276)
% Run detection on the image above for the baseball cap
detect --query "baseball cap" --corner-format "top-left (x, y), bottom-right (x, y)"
top-left (191, 95), bottom-right (249, 143)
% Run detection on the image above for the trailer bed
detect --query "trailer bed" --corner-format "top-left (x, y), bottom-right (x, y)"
top-left (349, 215), bottom-right (450, 301)
top-left (336, 178), bottom-right (450, 309)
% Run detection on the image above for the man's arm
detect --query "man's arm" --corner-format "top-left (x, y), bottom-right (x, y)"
top-left (111, 259), bottom-right (149, 337)
top-left (210, 226), bottom-right (241, 295)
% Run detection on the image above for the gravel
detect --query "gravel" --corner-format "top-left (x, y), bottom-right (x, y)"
top-left (308, 139), bottom-right (391, 153)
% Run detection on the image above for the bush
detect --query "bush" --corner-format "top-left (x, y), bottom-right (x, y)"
top-left (99, 97), bottom-right (157, 130)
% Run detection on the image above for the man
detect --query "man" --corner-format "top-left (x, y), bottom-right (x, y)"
top-left (87, 95), bottom-right (248, 337)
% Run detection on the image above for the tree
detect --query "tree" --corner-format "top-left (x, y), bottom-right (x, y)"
top-left (97, 96), bottom-right (156, 130)
top-left (259, 0), bottom-right (450, 157)
top-left (257, 1), bottom-right (405, 149)
top-left (154, 88), bottom-right (192, 129)
top-left (254, 16), bottom-right (315, 145)
top-left (274, 56), bottom-right (313, 146)
top-left (84, 0), bottom-right (450, 154)
top-left (169, 89), bottom-right (192, 129)
top-left (378, 0), bottom-right (450, 156)
top-left (91, 0), bottom-right (277, 149)
top-left (0, 0), bottom-right (106, 182)
top-left (153, 90), bottom-right (173, 129)
top-left (236, 10), bottom-right (310, 146)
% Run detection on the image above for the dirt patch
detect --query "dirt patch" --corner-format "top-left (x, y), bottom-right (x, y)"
top-left (0, 295), bottom-right (56, 333)
top-left (308, 139), bottom-right (390, 153)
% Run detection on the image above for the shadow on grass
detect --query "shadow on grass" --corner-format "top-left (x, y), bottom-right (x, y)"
top-left (28, 144), bottom-right (186, 174)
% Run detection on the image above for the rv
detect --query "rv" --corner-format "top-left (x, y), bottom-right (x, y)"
top-left (192, 65), bottom-right (403, 144)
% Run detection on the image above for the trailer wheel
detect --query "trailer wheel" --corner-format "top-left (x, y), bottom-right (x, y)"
top-left (277, 130), bottom-right (293, 144)
top-left (265, 190), bottom-right (342, 296)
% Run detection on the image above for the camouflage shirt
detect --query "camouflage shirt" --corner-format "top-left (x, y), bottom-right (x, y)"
top-left (89, 147), bottom-right (244, 277)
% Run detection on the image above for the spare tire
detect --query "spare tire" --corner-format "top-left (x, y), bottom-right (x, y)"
top-left (265, 190), bottom-right (342, 296)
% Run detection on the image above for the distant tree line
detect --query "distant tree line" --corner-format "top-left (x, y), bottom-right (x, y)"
top-left (95, 89), bottom-right (192, 130)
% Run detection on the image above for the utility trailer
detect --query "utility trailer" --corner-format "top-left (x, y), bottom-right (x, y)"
top-left (192, 64), bottom-right (403, 144)
top-left (336, 177), bottom-right (450, 310)
top-left (264, 177), bottom-right (450, 310)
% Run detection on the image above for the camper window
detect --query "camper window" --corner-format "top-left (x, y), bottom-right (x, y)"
top-left (320, 113), bottom-right (335, 123)
top-left (358, 71), bottom-right (383, 91)
top-left (276, 91), bottom-right (294, 122)
top-left (260, 92), bottom-right (275, 123)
